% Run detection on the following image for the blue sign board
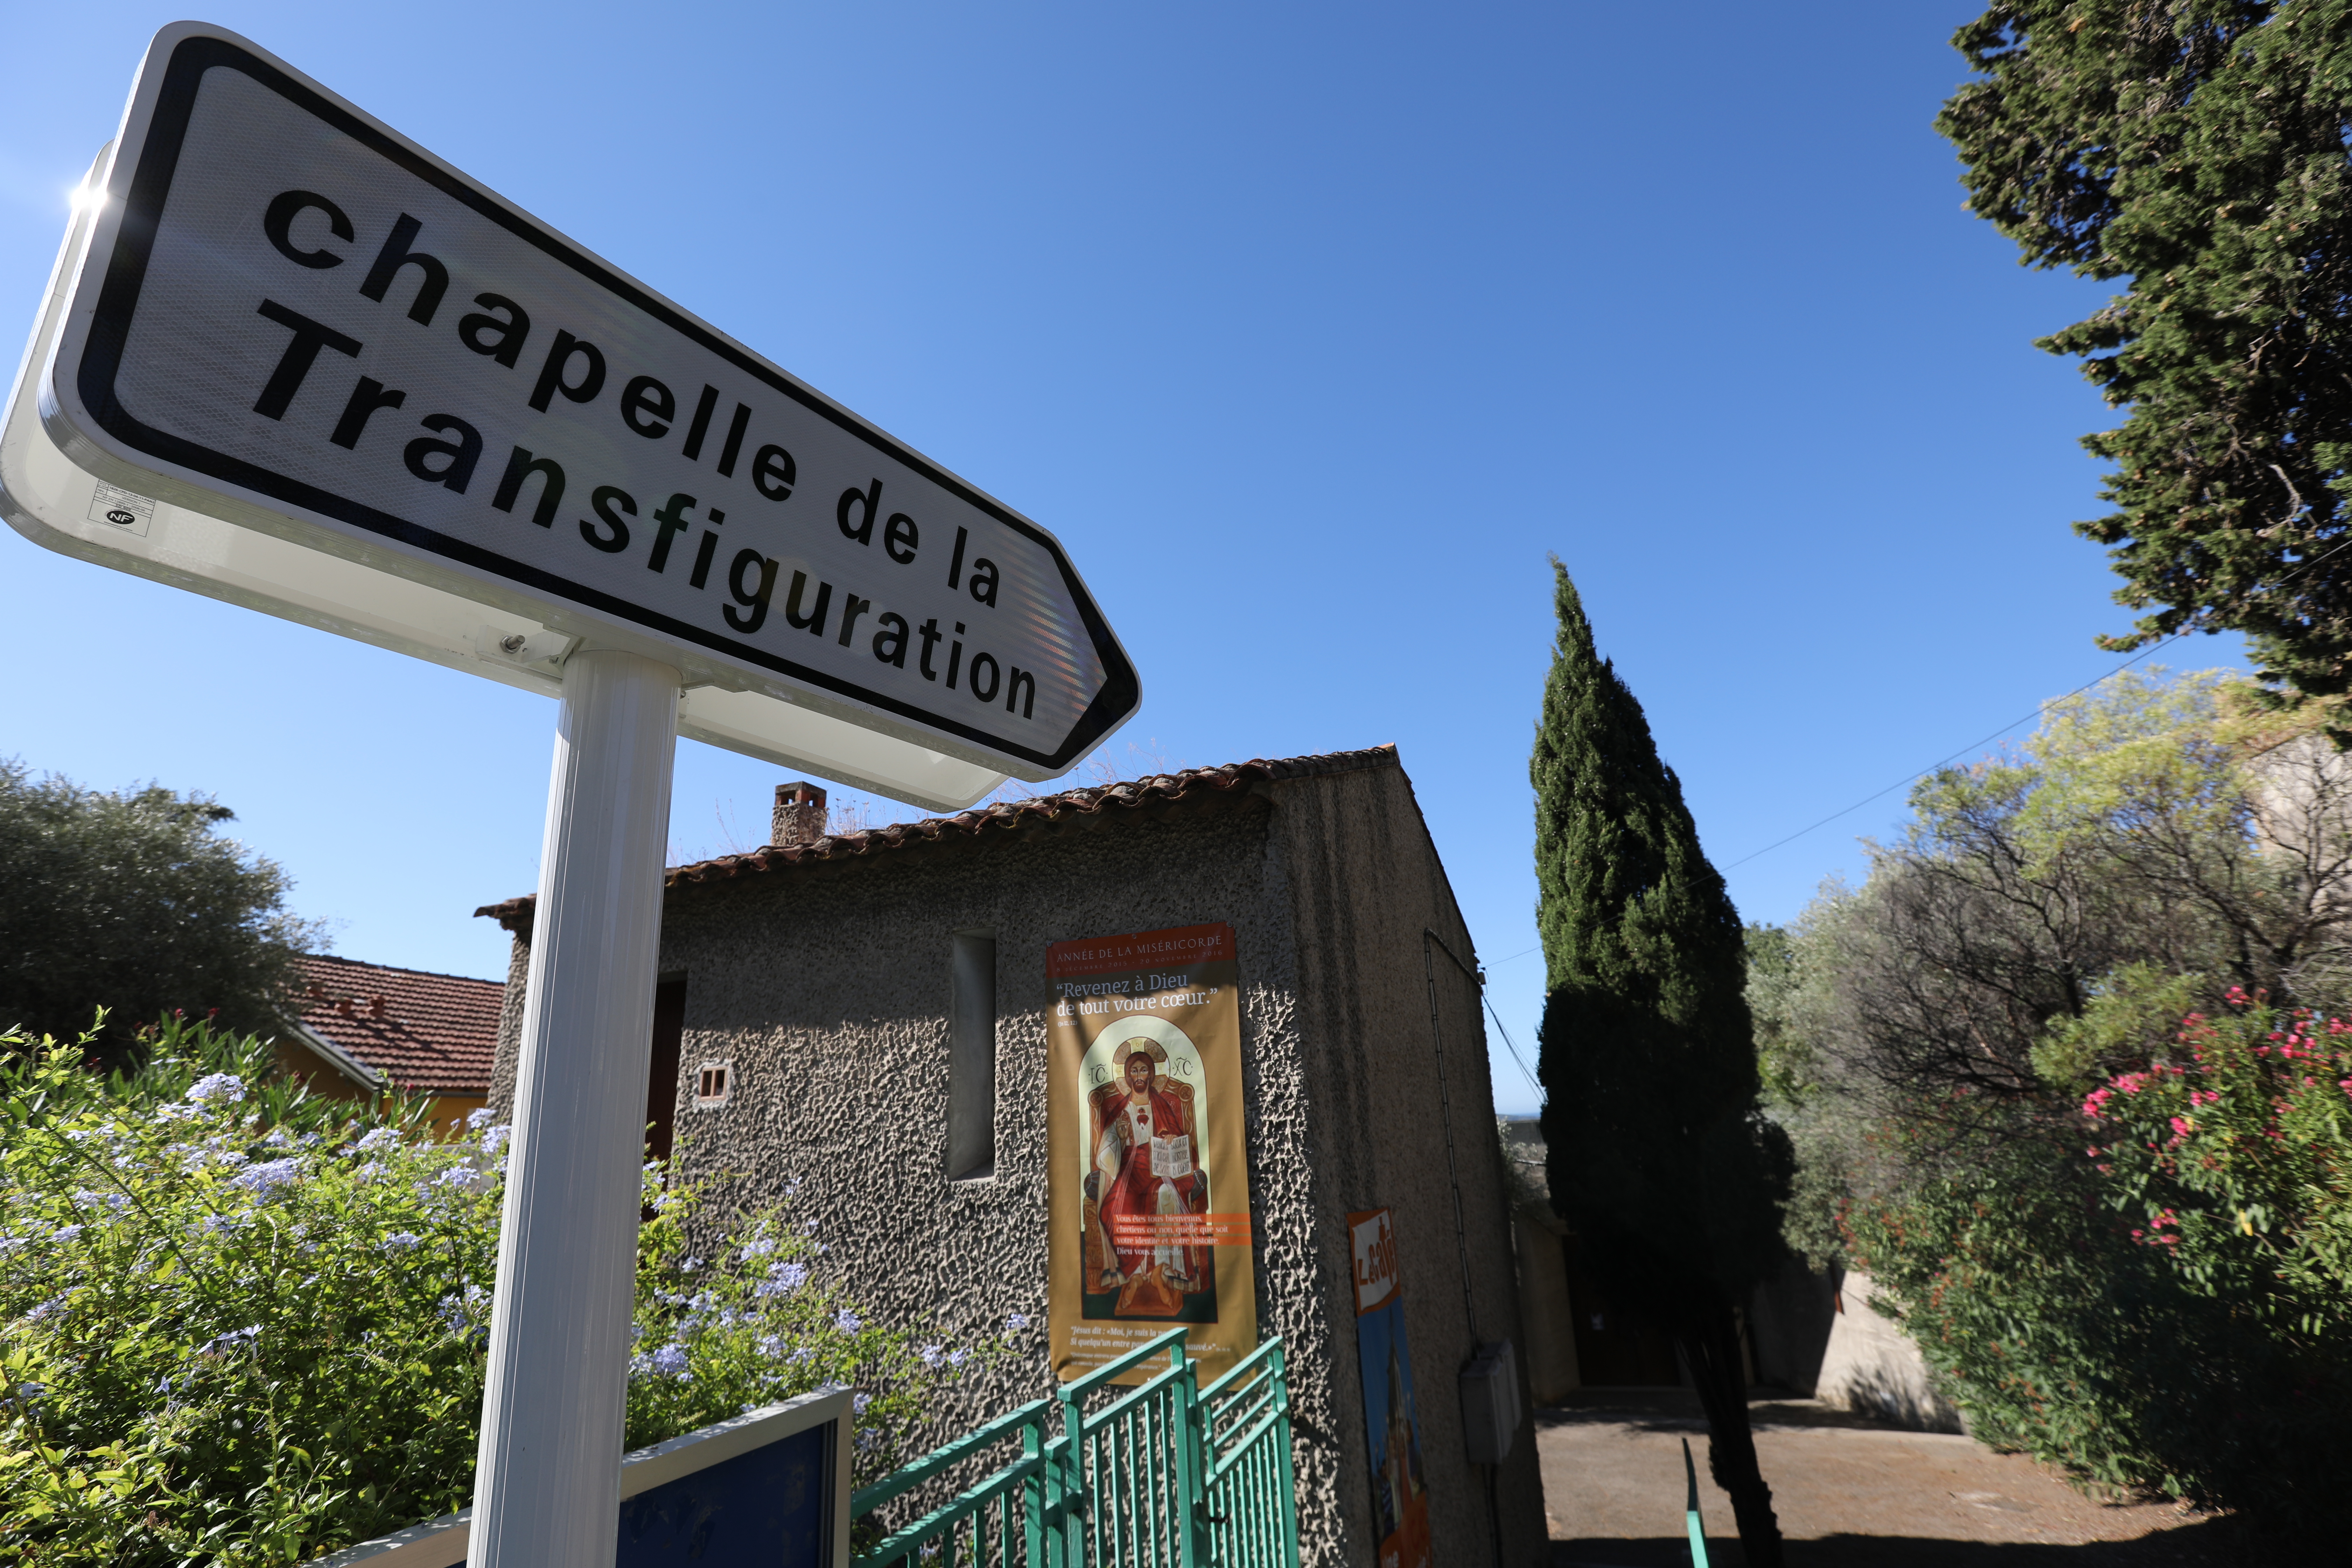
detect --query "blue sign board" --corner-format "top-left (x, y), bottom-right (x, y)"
top-left (304, 1390), bottom-right (850, 1568)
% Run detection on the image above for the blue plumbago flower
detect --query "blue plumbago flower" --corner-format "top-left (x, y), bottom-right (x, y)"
top-left (434, 1166), bottom-right (480, 1190)
top-left (852, 1391), bottom-right (873, 1415)
top-left (1005, 1313), bottom-right (1030, 1332)
top-left (151, 1102), bottom-right (196, 1123)
top-left (791, 1347), bottom-right (815, 1364)
top-left (754, 1262), bottom-right (810, 1299)
top-left (185, 1073), bottom-right (245, 1105)
top-left (72, 1189), bottom-right (131, 1213)
top-left (26, 1296), bottom-right (68, 1322)
top-left (947, 1349), bottom-right (970, 1369)
top-left (650, 1342), bottom-right (690, 1377)
top-left (382, 1232), bottom-right (424, 1252)
top-left (479, 1124), bottom-right (511, 1158)
top-left (262, 1129), bottom-right (292, 1148)
top-left (230, 1158), bottom-right (302, 1196)
top-left (438, 1284), bottom-right (487, 1320)
top-left (50, 1224), bottom-right (84, 1244)
top-left (199, 1324), bottom-right (261, 1356)
top-left (757, 1334), bottom-right (788, 1359)
top-left (834, 1309), bottom-right (862, 1335)
top-left (465, 1107), bottom-right (497, 1131)
top-left (199, 1213), bottom-right (240, 1237)
top-left (353, 1128), bottom-right (401, 1154)
top-left (681, 1256), bottom-right (703, 1273)
top-left (919, 1344), bottom-right (944, 1368)
top-left (739, 1237), bottom-right (778, 1260)
top-left (356, 1162), bottom-right (386, 1181)
top-left (856, 1428), bottom-right (879, 1451)
top-left (0, 1235), bottom-right (23, 1256)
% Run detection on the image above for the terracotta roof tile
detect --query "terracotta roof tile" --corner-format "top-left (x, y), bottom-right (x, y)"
top-left (475, 743), bottom-right (1400, 933)
top-left (289, 954), bottom-right (502, 1097)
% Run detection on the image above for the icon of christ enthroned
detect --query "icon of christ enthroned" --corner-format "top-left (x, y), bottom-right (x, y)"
top-left (1083, 1037), bottom-right (1214, 1318)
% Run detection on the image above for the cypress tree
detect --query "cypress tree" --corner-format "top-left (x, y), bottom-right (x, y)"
top-left (1532, 562), bottom-right (1791, 1566)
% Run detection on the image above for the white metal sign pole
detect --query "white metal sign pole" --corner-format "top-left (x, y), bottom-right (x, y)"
top-left (470, 649), bottom-right (681, 1568)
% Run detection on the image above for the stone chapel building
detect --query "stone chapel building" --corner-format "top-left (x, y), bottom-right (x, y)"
top-left (475, 743), bottom-right (1547, 1568)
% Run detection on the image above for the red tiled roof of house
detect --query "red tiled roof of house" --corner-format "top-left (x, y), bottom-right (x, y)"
top-left (289, 954), bottom-right (502, 1097)
top-left (475, 744), bottom-right (1402, 934)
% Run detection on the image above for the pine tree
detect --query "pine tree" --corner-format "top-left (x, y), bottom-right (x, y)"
top-left (1937, 2), bottom-right (2352, 730)
top-left (1532, 562), bottom-right (1791, 1566)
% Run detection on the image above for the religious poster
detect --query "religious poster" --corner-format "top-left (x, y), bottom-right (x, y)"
top-left (1046, 922), bottom-right (1258, 1387)
top-left (1349, 1208), bottom-right (1430, 1568)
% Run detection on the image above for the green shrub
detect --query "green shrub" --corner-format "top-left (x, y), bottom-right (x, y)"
top-left (0, 1017), bottom-right (996, 1565)
top-left (1845, 992), bottom-right (2352, 1539)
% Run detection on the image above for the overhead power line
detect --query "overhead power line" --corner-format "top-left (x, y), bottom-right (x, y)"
top-left (1723, 535), bottom-right (2352, 872)
top-left (1720, 629), bottom-right (2182, 870)
top-left (1484, 993), bottom-right (1544, 1103)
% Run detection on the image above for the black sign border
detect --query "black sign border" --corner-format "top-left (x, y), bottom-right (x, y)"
top-left (72, 32), bottom-right (1137, 773)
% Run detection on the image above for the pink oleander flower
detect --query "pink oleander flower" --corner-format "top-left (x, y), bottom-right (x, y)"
top-left (2083, 1088), bottom-right (2115, 1119)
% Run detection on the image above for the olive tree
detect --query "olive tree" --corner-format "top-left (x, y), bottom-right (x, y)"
top-left (0, 761), bottom-right (321, 1058)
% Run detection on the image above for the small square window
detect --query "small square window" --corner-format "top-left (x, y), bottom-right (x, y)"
top-left (693, 1060), bottom-right (734, 1110)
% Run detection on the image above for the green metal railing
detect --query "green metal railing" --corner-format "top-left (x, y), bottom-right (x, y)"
top-left (849, 1329), bottom-right (1299, 1568)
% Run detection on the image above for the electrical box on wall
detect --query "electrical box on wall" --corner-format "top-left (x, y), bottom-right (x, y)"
top-left (1459, 1339), bottom-right (1521, 1464)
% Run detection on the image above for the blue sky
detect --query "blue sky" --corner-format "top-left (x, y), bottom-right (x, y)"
top-left (0, 2), bottom-right (2231, 1115)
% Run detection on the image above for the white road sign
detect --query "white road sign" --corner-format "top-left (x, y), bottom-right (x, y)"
top-left (2, 23), bottom-right (1138, 810)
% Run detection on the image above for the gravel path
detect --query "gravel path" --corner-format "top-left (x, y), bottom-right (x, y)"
top-left (1534, 1390), bottom-right (2259, 1566)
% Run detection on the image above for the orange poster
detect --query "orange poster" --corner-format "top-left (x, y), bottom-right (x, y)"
top-left (1046, 923), bottom-right (1258, 1386)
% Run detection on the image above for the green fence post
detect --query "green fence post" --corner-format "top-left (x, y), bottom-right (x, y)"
top-left (1022, 1413), bottom-right (1045, 1568)
top-left (1681, 1438), bottom-right (1710, 1568)
top-left (1057, 1382), bottom-right (1086, 1568)
top-left (1271, 1342), bottom-right (1302, 1568)
top-left (1175, 1340), bottom-right (1206, 1568)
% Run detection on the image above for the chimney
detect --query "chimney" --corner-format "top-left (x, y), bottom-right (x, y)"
top-left (772, 781), bottom-right (828, 846)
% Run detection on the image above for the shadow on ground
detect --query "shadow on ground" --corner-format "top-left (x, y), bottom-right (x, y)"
top-left (1552, 1512), bottom-right (2263, 1566)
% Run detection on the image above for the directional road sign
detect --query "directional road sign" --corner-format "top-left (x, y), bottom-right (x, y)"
top-left (1, 24), bottom-right (1138, 810)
